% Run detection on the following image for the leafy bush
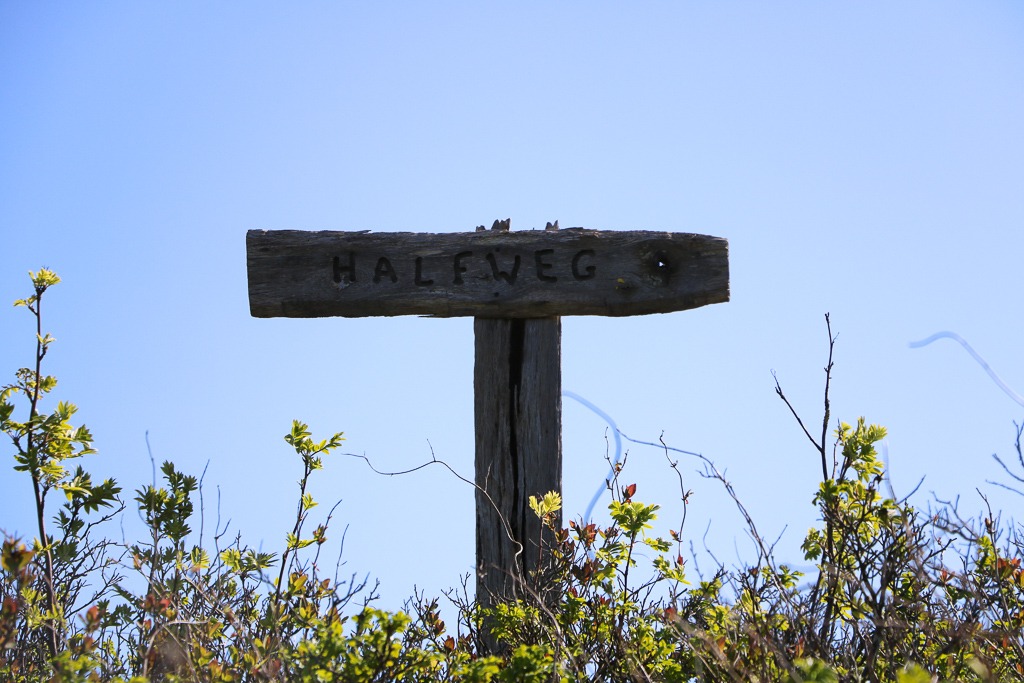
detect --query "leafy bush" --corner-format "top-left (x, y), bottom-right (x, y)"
top-left (2, 271), bottom-right (1022, 682)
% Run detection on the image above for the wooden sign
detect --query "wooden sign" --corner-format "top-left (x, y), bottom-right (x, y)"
top-left (246, 220), bottom-right (729, 644)
top-left (247, 228), bottom-right (728, 319)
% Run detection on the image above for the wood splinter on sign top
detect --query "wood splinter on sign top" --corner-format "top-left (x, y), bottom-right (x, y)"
top-left (245, 219), bottom-right (729, 646)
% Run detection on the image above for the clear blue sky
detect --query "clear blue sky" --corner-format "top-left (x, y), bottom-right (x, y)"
top-left (2, 2), bottom-right (1022, 616)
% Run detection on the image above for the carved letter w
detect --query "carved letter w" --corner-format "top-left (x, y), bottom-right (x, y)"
top-left (485, 253), bottom-right (520, 284)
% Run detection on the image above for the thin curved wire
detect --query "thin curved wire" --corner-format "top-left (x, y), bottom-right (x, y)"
top-left (909, 331), bottom-right (1024, 408)
top-left (562, 391), bottom-right (622, 523)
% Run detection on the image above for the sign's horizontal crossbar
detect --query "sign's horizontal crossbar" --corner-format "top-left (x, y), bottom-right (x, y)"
top-left (247, 228), bottom-right (729, 318)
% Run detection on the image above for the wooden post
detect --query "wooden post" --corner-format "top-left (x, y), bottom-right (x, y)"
top-left (473, 316), bottom-right (561, 607)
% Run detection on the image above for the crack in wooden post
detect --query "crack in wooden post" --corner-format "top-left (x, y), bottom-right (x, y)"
top-left (473, 317), bottom-right (561, 653)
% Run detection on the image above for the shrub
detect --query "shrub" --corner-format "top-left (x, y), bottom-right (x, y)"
top-left (2, 271), bottom-right (1022, 682)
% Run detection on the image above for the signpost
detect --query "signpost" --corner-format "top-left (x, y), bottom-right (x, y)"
top-left (246, 219), bottom-right (729, 611)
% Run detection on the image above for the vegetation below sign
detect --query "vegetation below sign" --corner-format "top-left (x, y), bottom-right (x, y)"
top-left (5, 270), bottom-right (1023, 682)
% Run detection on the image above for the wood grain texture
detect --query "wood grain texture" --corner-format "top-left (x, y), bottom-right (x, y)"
top-left (247, 229), bottom-right (728, 318)
top-left (474, 317), bottom-right (561, 610)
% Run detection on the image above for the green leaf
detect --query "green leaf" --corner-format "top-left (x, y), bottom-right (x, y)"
top-left (896, 663), bottom-right (934, 683)
top-left (29, 268), bottom-right (62, 289)
top-left (789, 658), bottom-right (838, 683)
top-left (528, 491), bottom-right (561, 519)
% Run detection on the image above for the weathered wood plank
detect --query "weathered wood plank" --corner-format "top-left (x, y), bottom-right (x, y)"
top-left (247, 228), bottom-right (728, 318)
top-left (474, 317), bottom-right (561, 609)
